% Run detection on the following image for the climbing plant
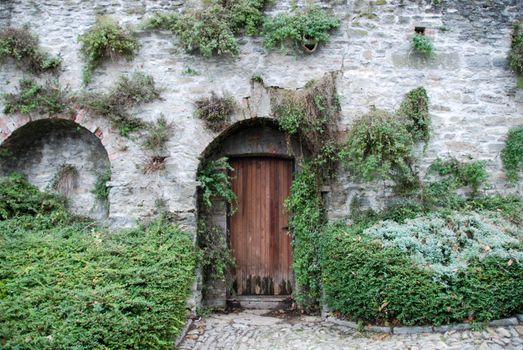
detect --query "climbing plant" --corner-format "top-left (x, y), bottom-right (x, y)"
top-left (92, 170), bottom-right (111, 202)
top-left (398, 87), bottom-right (430, 144)
top-left (263, 6), bottom-right (340, 53)
top-left (198, 223), bottom-right (235, 283)
top-left (197, 157), bottom-right (237, 209)
top-left (501, 125), bottom-right (523, 183)
top-left (78, 17), bottom-right (139, 85)
top-left (508, 22), bottom-right (523, 83)
top-left (272, 74), bottom-right (340, 311)
top-left (342, 108), bottom-right (416, 183)
top-left (285, 163), bottom-right (325, 312)
top-left (0, 26), bottom-right (61, 74)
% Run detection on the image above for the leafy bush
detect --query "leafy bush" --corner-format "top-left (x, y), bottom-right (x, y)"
top-left (342, 108), bottom-right (415, 182)
top-left (195, 92), bottom-right (235, 131)
top-left (501, 125), bottom-right (523, 183)
top-left (398, 87), bottom-right (430, 143)
top-left (197, 157), bottom-right (236, 208)
top-left (508, 22), bottom-right (523, 77)
top-left (3, 79), bottom-right (67, 115)
top-left (144, 0), bottom-right (267, 57)
top-left (263, 6), bottom-right (340, 53)
top-left (0, 26), bottom-right (61, 74)
top-left (285, 164), bottom-right (325, 311)
top-left (175, 5), bottom-right (239, 57)
top-left (78, 17), bottom-right (139, 84)
top-left (143, 115), bottom-right (172, 151)
top-left (423, 158), bottom-right (488, 206)
top-left (0, 215), bottom-right (196, 349)
top-left (0, 173), bottom-right (66, 220)
top-left (412, 33), bottom-right (433, 57)
top-left (321, 218), bottom-right (523, 326)
top-left (78, 72), bottom-right (160, 136)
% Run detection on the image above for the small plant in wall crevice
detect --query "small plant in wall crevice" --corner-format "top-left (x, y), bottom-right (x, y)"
top-left (0, 26), bottom-right (61, 74)
top-left (3, 79), bottom-right (68, 115)
top-left (92, 170), bottom-right (111, 203)
top-left (143, 156), bottom-right (168, 174)
top-left (78, 16), bottom-right (139, 85)
top-left (411, 33), bottom-right (433, 57)
top-left (508, 22), bottom-right (523, 88)
top-left (143, 115), bottom-right (172, 152)
top-left (195, 92), bottom-right (236, 132)
top-left (77, 71), bottom-right (161, 137)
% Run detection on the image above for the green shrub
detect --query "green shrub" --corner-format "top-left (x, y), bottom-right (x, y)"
top-left (225, 0), bottom-right (267, 35)
top-left (398, 87), bottom-right (430, 143)
top-left (144, 0), bottom-right (267, 57)
top-left (78, 17), bottom-right (139, 85)
top-left (194, 92), bottom-right (235, 131)
top-left (263, 6), bottom-right (340, 52)
top-left (501, 125), bottom-right (523, 183)
top-left (3, 79), bottom-right (67, 115)
top-left (508, 22), bottom-right (523, 77)
top-left (78, 72), bottom-right (160, 136)
top-left (285, 164), bottom-right (325, 311)
top-left (342, 108), bottom-right (415, 183)
top-left (197, 157), bottom-right (237, 209)
top-left (174, 5), bottom-right (239, 57)
top-left (0, 26), bottom-right (61, 74)
top-left (0, 215), bottom-right (196, 349)
top-left (424, 158), bottom-right (488, 206)
top-left (143, 115), bottom-right (172, 151)
top-left (0, 173), bottom-right (66, 220)
top-left (321, 218), bottom-right (523, 326)
top-left (412, 33), bottom-right (433, 57)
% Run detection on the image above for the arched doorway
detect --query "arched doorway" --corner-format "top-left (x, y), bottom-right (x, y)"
top-left (198, 118), bottom-right (308, 308)
top-left (0, 119), bottom-right (111, 220)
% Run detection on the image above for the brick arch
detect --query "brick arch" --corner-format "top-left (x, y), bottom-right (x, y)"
top-left (0, 110), bottom-right (122, 161)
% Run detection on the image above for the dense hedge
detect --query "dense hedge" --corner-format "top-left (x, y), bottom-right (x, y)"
top-left (0, 175), bottom-right (196, 349)
top-left (321, 213), bottom-right (523, 326)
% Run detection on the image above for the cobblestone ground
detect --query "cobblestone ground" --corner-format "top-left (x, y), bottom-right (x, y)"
top-left (180, 310), bottom-right (523, 350)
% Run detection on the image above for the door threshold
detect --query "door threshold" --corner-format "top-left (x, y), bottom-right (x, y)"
top-left (228, 295), bottom-right (293, 310)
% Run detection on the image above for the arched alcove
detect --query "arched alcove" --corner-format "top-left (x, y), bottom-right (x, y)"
top-left (0, 119), bottom-right (111, 220)
top-left (198, 118), bottom-right (309, 309)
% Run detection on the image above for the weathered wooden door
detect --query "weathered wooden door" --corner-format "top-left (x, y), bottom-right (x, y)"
top-left (229, 157), bottom-right (293, 295)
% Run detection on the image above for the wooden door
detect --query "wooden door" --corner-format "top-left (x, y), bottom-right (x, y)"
top-left (229, 157), bottom-right (293, 295)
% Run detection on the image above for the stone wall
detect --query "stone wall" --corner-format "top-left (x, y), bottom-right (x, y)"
top-left (0, 0), bottom-right (522, 232)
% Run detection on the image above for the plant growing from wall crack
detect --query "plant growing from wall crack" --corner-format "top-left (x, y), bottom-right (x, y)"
top-left (78, 16), bottom-right (139, 85)
top-left (0, 26), bottom-right (61, 74)
top-left (195, 92), bottom-right (236, 132)
top-left (263, 6), bottom-right (340, 53)
top-left (3, 79), bottom-right (67, 115)
top-left (412, 33), bottom-right (433, 57)
top-left (77, 71), bottom-right (160, 136)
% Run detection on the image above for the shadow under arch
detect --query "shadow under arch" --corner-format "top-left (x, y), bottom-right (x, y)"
top-left (0, 118), bottom-right (111, 221)
top-left (197, 117), bottom-right (310, 309)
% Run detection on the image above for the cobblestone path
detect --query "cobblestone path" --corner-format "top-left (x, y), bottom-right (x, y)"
top-left (180, 310), bottom-right (523, 350)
